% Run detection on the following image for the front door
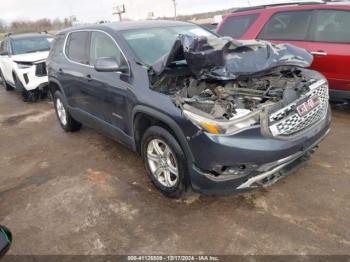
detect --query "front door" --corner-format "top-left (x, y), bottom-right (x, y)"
top-left (307, 9), bottom-right (350, 92)
top-left (86, 31), bottom-right (130, 132)
top-left (258, 8), bottom-right (350, 93)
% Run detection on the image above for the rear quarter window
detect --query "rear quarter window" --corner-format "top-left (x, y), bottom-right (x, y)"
top-left (49, 34), bottom-right (65, 58)
top-left (259, 10), bottom-right (313, 41)
top-left (218, 14), bottom-right (259, 38)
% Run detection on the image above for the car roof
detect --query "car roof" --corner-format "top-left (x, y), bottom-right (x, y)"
top-left (60, 20), bottom-right (194, 34)
top-left (106, 20), bottom-right (193, 31)
top-left (227, 2), bottom-right (350, 16)
top-left (8, 33), bottom-right (52, 40)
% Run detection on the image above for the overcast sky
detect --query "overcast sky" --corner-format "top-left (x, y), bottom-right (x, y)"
top-left (0, 0), bottom-right (309, 23)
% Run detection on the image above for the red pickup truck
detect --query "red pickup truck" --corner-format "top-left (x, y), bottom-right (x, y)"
top-left (216, 2), bottom-right (350, 103)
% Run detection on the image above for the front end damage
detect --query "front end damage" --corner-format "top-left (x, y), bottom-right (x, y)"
top-left (149, 35), bottom-right (330, 194)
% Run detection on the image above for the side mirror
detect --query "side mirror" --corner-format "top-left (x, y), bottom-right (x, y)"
top-left (0, 226), bottom-right (11, 258)
top-left (94, 57), bottom-right (127, 73)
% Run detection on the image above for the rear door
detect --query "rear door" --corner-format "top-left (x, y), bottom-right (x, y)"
top-left (62, 31), bottom-right (92, 110)
top-left (307, 9), bottom-right (350, 91)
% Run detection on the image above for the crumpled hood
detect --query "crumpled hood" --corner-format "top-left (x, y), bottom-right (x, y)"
top-left (12, 51), bottom-right (49, 64)
top-left (152, 35), bottom-right (313, 80)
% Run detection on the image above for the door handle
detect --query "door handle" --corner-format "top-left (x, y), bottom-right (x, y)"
top-left (311, 51), bottom-right (327, 56)
top-left (86, 74), bottom-right (93, 82)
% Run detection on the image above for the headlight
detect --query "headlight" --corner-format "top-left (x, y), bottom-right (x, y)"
top-left (183, 109), bottom-right (259, 135)
top-left (15, 62), bottom-right (33, 69)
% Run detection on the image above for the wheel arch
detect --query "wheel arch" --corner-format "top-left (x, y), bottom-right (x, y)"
top-left (48, 78), bottom-right (68, 104)
top-left (132, 106), bottom-right (194, 164)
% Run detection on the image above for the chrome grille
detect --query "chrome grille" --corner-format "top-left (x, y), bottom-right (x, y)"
top-left (269, 80), bottom-right (329, 137)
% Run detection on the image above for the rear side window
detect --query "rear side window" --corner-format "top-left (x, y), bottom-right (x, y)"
top-left (65, 31), bottom-right (90, 65)
top-left (89, 31), bottom-right (127, 67)
top-left (218, 14), bottom-right (259, 38)
top-left (311, 10), bottom-right (350, 43)
top-left (259, 11), bottom-right (312, 41)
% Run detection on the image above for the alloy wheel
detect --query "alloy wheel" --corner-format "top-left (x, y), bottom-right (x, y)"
top-left (147, 139), bottom-right (179, 188)
top-left (56, 98), bottom-right (67, 126)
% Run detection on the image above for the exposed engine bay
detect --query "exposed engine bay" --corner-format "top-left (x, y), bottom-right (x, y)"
top-left (153, 67), bottom-right (320, 120)
top-left (149, 35), bottom-right (328, 136)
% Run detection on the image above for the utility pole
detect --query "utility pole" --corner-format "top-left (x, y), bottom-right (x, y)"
top-left (172, 0), bottom-right (177, 20)
top-left (113, 4), bottom-right (126, 21)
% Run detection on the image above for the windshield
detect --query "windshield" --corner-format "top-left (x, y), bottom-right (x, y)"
top-left (121, 25), bottom-right (217, 65)
top-left (11, 36), bottom-right (54, 55)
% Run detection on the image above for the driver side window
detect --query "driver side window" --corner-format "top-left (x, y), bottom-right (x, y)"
top-left (90, 31), bottom-right (127, 70)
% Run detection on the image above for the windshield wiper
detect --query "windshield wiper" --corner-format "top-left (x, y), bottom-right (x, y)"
top-left (134, 59), bottom-right (150, 69)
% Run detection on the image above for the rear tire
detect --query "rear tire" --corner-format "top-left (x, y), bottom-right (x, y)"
top-left (141, 126), bottom-right (189, 198)
top-left (53, 91), bottom-right (82, 132)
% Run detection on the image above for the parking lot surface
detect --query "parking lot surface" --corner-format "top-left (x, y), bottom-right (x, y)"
top-left (0, 87), bottom-right (349, 255)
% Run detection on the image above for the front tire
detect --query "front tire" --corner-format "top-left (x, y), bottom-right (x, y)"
top-left (53, 91), bottom-right (82, 132)
top-left (21, 89), bottom-right (40, 103)
top-left (12, 74), bottom-right (38, 103)
top-left (141, 126), bottom-right (189, 198)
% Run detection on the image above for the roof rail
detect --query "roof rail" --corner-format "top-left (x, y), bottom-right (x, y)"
top-left (233, 1), bottom-right (325, 13)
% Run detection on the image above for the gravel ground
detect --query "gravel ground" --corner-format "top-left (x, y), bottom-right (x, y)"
top-left (0, 87), bottom-right (349, 255)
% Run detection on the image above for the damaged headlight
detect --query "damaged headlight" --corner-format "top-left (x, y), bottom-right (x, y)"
top-left (15, 62), bottom-right (33, 69)
top-left (183, 108), bottom-right (260, 135)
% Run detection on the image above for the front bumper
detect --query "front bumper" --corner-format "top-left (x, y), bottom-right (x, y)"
top-left (13, 61), bottom-right (48, 91)
top-left (188, 108), bottom-right (331, 196)
top-left (16, 68), bottom-right (48, 91)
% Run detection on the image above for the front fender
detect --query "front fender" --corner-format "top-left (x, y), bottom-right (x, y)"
top-left (131, 105), bottom-right (194, 164)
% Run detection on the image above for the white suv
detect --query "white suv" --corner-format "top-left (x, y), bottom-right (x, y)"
top-left (0, 33), bottom-right (53, 102)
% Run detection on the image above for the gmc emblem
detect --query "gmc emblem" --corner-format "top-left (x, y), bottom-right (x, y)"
top-left (297, 96), bottom-right (321, 117)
